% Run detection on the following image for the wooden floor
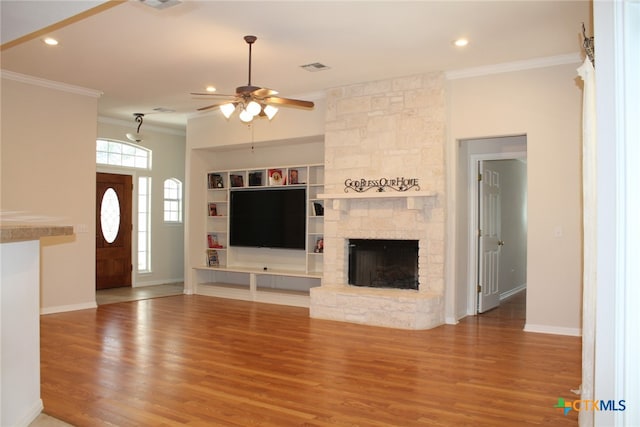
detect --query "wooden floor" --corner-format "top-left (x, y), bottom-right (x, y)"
top-left (40, 291), bottom-right (581, 426)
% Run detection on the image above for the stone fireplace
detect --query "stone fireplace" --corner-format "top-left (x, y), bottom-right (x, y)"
top-left (309, 72), bottom-right (446, 330)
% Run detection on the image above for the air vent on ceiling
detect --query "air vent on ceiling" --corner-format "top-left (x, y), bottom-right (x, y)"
top-left (139, 0), bottom-right (181, 10)
top-left (301, 62), bottom-right (331, 72)
top-left (152, 107), bottom-right (175, 113)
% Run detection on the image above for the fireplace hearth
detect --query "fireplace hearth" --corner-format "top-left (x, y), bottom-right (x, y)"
top-left (348, 239), bottom-right (419, 290)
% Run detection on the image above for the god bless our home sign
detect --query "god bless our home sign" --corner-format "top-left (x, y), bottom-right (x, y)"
top-left (344, 176), bottom-right (420, 193)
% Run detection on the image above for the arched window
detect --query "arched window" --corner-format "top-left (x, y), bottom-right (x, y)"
top-left (164, 178), bottom-right (183, 223)
top-left (96, 139), bottom-right (151, 169)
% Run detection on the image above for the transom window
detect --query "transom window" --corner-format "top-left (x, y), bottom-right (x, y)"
top-left (164, 178), bottom-right (183, 223)
top-left (96, 139), bottom-right (150, 169)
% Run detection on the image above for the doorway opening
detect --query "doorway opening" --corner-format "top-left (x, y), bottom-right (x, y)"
top-left (462, 136), bottom-right (528, 319)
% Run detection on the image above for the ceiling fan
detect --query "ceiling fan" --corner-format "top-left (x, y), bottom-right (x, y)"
top-left (192, 35), bottom-right (314, 123)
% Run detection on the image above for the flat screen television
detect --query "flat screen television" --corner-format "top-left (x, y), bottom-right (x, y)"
top-left (229, 188), bottom-right (306, 250)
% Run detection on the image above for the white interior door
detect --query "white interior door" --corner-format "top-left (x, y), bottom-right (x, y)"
top-left (478, 161), bottom-right (502, 313)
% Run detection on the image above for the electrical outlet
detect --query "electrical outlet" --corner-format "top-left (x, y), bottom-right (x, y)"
top-left (554, 226), bottom-right (563, 238)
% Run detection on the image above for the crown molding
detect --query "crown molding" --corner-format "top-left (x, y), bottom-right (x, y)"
top-left (98, 116), bottom-right (186, 136)
top-left (445, 53), bottom-right (582, 80)
top-left (1, 69), bottom-right (103, 97)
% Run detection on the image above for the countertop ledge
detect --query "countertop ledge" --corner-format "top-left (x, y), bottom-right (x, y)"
top-left (0, 225), bottom-right (74, 243)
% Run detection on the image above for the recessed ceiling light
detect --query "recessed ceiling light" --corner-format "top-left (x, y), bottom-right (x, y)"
top-left (43, 37), bottom-right (59, 46)
top-left (206, 86), bottom-right (216, 92)
top-left (453, 38), bottom-right (469, 47)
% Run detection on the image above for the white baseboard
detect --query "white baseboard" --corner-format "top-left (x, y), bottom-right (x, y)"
top-left (524, 323), bottom-right (582, 337)
top-left (500, 283), bottom-right (526, 300)
top-left (41, 301), bottom-right (97, 315)
top-left (445, 316), bottom-right (459, 325)
top-left (14, 399), bottom-right (43, 427)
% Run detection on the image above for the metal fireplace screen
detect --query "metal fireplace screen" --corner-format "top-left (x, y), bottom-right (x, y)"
top-left (348, 239), bottom-right (419, 290)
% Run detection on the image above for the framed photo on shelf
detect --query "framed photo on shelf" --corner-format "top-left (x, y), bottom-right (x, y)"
top-left (313, 202), bottom-right (324, 216)
top-left (207, 232), bottom-right (222, 248)
top-left (249, 171), bottom-right (263, 186)
top-left (314, 237), bottom-right (324, 253)
top-left (207, 250), bottom-right (219, 267)
top-left (208, 173), bottom-right (224, 189)
top-left (268, 169), bottom-right (284, 185)
top-left (288, 169), bottom-right (299, 185)
top-left (208, 203), bottom-right (217, 216)
top-left (230, 174), bottom-right (244, 188)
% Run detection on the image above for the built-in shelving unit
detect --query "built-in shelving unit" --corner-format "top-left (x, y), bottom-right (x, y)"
top-left (193, 163), bottom-right (324, 307)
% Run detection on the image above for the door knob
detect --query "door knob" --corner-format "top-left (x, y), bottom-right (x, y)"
top-left (498, 240), bottom-right (505, 246)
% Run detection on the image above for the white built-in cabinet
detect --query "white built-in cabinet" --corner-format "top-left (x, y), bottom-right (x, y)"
top-left (192, 164), bottom-right (324, 307)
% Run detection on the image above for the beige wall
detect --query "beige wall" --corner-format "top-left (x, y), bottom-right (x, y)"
top-left (448, 63), bottom-right (583, 334)
top-left (97, 119), bottom-right (186, 286)
top-left (1, 75), bottom-right (99, 312)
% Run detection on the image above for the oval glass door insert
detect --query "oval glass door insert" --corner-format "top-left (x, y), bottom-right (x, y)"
top-left (100, 187), bottom-right (120, 243)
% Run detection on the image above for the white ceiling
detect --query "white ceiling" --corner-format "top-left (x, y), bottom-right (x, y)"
top-left (1, 0), bottom-right (591, 130)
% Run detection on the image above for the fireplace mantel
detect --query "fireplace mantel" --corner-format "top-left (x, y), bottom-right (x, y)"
top-left (318, 191), bottom-right (437, 211)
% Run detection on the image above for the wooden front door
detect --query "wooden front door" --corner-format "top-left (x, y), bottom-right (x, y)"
top-left (96, 172), bottom-right (132, 289)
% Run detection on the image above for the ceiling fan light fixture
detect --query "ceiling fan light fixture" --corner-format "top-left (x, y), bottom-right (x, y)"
top-left (126, 132), bottom-right (144, 143)
top-left (263, 105), bottom-right (278, 120)
top-left (126, 113), bottom-right (145, 142)
top-left (220, 103), bottom-right (236, 119)
top-left (239, 108), bottom-right (254, 123)
top-left (246, 101), bottom-right (262, 117)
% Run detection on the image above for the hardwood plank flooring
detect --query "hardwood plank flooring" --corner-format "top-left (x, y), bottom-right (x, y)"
top-left (40, 292), bottom-right (581, 426)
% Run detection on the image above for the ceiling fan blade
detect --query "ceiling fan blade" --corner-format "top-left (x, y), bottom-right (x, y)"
top-left (197, 103), bottom-right (226, 112)
top-left (251, 87), bottom-right (278, 98)
top-left (191, 92), bottom-right (237, 97)
top-left (263, 96), bottom-right (314, 109)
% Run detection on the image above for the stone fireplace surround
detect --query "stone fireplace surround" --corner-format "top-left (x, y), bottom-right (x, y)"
top-left (309, 72), bottom-right (446, 330)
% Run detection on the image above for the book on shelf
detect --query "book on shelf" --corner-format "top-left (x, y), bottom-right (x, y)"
top-left (288, 169), bottom-right (299, 185)
top-left (208, 203), bottom-right (217, 216)
top-left (268, 169), bottom-right (285, 185)
top-left (207, 232), bottom-right (223, 249)
top-left (230, 174), bottom-right (244, 188)
top-left (313, 202), bottom-right (324, 216)
top-left (207, 250), bottom-right (219, 267)
top-left (249, 171), bottom-right (263, 186)
top-left (208, 173), bottom-right (224, 189)
top-left (314, 237), bottom-right (324, 253)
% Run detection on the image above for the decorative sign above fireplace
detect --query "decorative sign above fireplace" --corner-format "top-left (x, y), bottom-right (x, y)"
top-left (344, 176), bottom-right (420, 193)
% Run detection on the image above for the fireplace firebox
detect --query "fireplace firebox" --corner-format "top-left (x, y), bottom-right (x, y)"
top-left (348, 239), bottom-right (419, 290)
